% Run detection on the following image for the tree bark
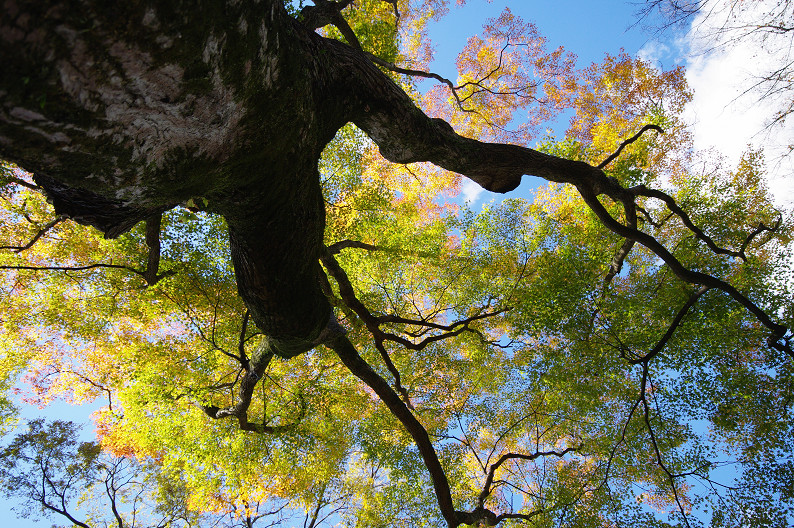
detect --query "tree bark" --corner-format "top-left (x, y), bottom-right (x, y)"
top-left (1, 0), bottom-right (348, 354)
top-left (1, 0), bottom-right (787, 353)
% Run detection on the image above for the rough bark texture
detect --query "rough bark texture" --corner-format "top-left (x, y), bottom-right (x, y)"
top-left (1, 0), bottom-right (589, 357)
top-left (2, 0), bottom-right (787, 355)
top-left (1, 0), bottom-right (348, 354)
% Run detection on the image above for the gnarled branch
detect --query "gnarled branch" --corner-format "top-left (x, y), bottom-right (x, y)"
top-left (477, 446), bottom-right (581, 509)
top-left (202, 339), bottom-right (305, 434)
top-left (301, 0), bottom-right (362, 50)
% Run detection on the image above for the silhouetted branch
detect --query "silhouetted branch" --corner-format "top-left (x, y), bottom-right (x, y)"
top-left (366, 39), bottom-right (535, 115)
top-left (478, 446), bottom-right (581, 508)
top-left (1, 174), bottom-right (40, 191)
top-left (0, 215), bottom-right (174, 287)
top-left (629, 184), bottom-right (763, 261)
top-left (577, 184), bottom-right (790, 354)
top-left (0, 263), bottom-right (139, 273)
top-left (627, 285), bottom-right (711, 365)
top-left (202, 340), bottom-right (305, 434)
top-left (326, 333), bottom-right (462, 527)
top-left (239, 310), bottom-right (251, 366)
top-left (327, 239), bottom-right (439, 258)
top-left (321, 249), bottom-right (508, 406)
top-left (641, 376), bottom-right (693, 528)
top-left (374, 338), bottom-right (414, 409)
top-left (739, 214), bottom-right (783, 256)
top-left (301, 0), bottom-right (362, 50)
top-left (598, 124), bottom-right (664, 169)
top-left (0, 215), bottom-right (66, 253)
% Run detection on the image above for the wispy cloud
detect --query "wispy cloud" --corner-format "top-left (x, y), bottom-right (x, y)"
top-left (640, 0), bottom-right (794, 209)
top-left (684, 0), bottom-right (794, 208)
top-left (460, 178), bottom-right (485, 204)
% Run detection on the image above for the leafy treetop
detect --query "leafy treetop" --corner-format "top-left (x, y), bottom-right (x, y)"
top-left (0, 1), bottom-right (792, 527)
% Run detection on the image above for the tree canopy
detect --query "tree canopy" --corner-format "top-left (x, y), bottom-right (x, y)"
top-left (0, 1), bottom-right (793, 527)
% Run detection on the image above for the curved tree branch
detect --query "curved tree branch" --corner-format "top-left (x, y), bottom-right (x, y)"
top-left (301, 0), bottom-right (362, 50)
top-left (576, 185), bottom-right (790, 353)
top-left (628, 184), bottom-right (767, 261)
top-left (202, 338), bottom-right (306, 434)
top-left (478, 446), bottom-right (581, 509)
top-left (326, 332), bottom-right (462, 527)
top-left (597, 124), bottom-right (664, 169)
top-left (739, 215), bottom-right (783, 256)
top-left (327, 238), bottom-right (440, 259)
top-left (0, 215), bottom-right (66, 253)
top-left (627, 285), bottom-right (711, 365)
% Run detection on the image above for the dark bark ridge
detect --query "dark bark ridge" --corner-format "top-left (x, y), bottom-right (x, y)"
top-left (1, 1), bottom-right (791, 526)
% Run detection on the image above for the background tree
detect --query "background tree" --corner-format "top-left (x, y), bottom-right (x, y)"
top-left (1, 0), bottom-right (793, 527)
top-left (0, 418), bottom-right (294, 528)
top-left (0, 419), bottom-right (189, 528)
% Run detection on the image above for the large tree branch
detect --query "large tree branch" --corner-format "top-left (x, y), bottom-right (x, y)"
top-left (326, 37), bottom-right (789, 353)
top-left (326, 36), bottom-right (615, 194)
top-left (577, 185), bottom-right (790, 351)
top-left (326, 333), bottom-right (465, 527)
top-left (331, 37), bottom-right (791, 350)
top-left (327, 327), bottom-right (545, 527)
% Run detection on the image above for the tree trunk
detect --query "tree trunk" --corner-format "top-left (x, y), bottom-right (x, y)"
top-left (1, 0), bottom-right (350, 354)
top-left (4, 0), bottom-right (785, 359)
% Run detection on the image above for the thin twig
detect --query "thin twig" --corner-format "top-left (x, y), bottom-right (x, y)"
top-left (0, 215), bottom-right (66, 253)
top-left (598, 124), bottom-right (664, 169)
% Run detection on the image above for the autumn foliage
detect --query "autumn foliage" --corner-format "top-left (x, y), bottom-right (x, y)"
top-left (1, 1), bottom-right (793, 527)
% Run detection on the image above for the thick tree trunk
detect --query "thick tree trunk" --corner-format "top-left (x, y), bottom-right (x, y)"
top-left (2, 0), bottom-right (787, 359)
top-left (1, 0), bottom-right (350, 354)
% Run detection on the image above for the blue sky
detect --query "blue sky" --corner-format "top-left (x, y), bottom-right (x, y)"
top-left (425, 0), bottom-right (794, 209)
top-left (423, 0), bottom-right (663, 205)
top-left (426, 0), bottom-right (658, 73)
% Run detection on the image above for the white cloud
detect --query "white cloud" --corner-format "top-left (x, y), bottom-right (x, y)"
top-left (461, 178), bottom-right (485, 203)
top-left (637, 40), bottom-right (671, 68)
top-left (680, 0), bottom-right (794, 209)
